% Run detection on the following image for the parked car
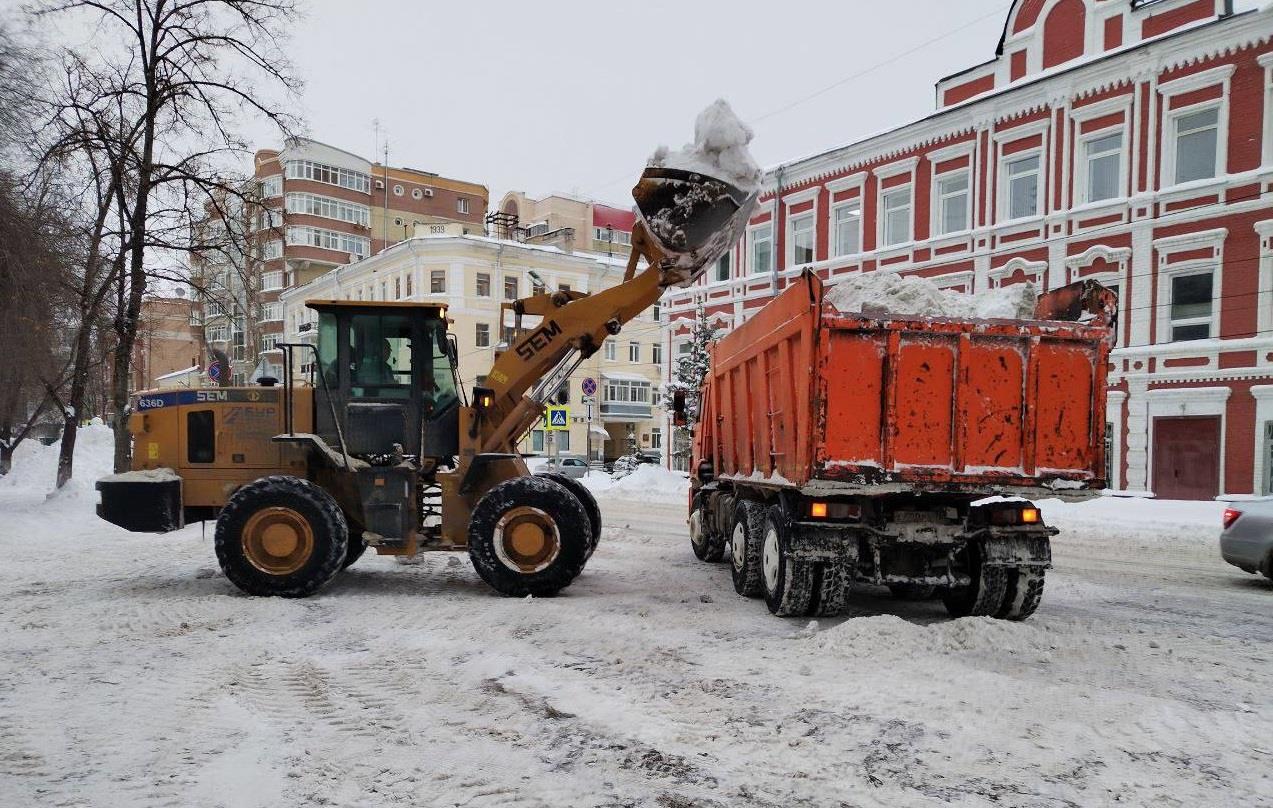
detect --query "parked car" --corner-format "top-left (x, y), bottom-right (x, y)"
top-left (1220, 501), bottom-right (1273, 580)
top-left (539, 455), bottom-right (590, 479)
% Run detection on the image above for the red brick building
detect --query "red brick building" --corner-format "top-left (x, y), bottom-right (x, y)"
top-left (663, 0), bottom-right (1273, 499)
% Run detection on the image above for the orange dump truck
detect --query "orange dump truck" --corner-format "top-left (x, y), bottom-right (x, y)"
top-left (687, 271), bottom-right (1113, 620)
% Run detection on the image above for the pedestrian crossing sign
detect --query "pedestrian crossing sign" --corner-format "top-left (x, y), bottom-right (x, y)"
top-left (545, 406), bottom-right (570, 431)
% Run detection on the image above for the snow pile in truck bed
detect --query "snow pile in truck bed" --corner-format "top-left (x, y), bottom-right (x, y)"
top-left (825, 272), bottom-right (1037, 320)
top-left (648, 99), bottom-right (761, 191)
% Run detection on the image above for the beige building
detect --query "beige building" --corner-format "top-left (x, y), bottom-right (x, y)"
top-left (494, 191), bottom-right (635, 259)
top-left (279, 222), bottom-right (667, 462)
top-left (133, 294), bottom-right (201, 391)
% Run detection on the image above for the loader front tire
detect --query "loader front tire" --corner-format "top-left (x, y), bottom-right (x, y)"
top-left (730, 499), bottom-right (765, 598)
top-left (215, 475), bottom-right (348, 598)
top-left (535, 472), bottom-right (601, 561)
top-left (468, 476), bottom-right (590, 597)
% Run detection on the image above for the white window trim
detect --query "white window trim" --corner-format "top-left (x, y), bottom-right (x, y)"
top-left (930, 167), bottom-right (972, 238)
top-left (1157, 64), bottom-right (1233, 192)
top-left (877, 183), bottom-right (914, 249)
top-left (1153, 228), bottom-right (1226, 345)
top-left (747, 222), bottom-right (774, 275)
top-left (786, 211), bottom-right (816, 268)
top-left (261, 174), bottom-right (283, 198)
top-left (1075, 124), bottom-right (1129, 206)
top-left (988, 256), bottom-right (1048, 289)
top-left (829, 198), bottom-right (863, 258)
top-left (997, 149), bottom-right (1045, 225)
top-left (1261, 52), bottom-right (1273, 169)
top-left (873, 155), bottom-right (920, 181)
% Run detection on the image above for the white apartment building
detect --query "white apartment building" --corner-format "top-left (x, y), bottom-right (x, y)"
top-left (279, 222), bottom-right (667, 462)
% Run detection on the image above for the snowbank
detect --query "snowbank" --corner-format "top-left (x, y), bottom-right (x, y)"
top-left (648, 99), bottom-right (761, 191)
top-left (582, 464), bottom-right (689, 502)
top-left (0, 422), bottom-right (116, 505)
top-left (825, 272), bottom-right (1037, 320)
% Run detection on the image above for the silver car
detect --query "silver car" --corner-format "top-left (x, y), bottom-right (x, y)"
top-left (1220, 500), bottom-right (1273, 580)
top-left (539, 455), bottom-right (590, 479)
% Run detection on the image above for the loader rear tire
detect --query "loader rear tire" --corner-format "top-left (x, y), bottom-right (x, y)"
top-left (730, 499), bottom-right (765, 598)
top-left (995, 568), bottom-right (1045, 621)
top-left (761, 507), bottom-right (815, 617)
top-left (942, 542), bottom-right (1008, 618)
top-left (215, 475), bottom-right (348, 598)
top-left (535, 472), bottom-right (601, 561)
top-left (689, 504), bottom-right (725, 562)
top-left (468, 476), bottom-right (589, 598)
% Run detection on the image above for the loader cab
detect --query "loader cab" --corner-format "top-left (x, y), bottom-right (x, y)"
top-left (307, 301), bottom-right (460, 461)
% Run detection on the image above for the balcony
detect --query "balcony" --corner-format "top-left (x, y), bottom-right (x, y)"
top-left (599, 401), bottom-right (652, 420)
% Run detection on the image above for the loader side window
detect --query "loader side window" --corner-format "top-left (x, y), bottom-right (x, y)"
top-left (187, 410), bottom-right (215, 464)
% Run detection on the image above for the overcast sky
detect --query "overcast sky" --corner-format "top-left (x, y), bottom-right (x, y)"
top-left (12, 0), bottom-right (1264, 207)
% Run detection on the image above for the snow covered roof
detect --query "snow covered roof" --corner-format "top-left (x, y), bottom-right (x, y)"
top-left (154, 365), bottom-right (199, 381)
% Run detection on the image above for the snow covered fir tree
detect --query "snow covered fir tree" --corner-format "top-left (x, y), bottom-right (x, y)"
top-left (663, 305), bottom-right (716, 471)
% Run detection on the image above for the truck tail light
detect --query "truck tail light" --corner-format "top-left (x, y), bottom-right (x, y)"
top-left (1021, 507), bottom-right (1040, 524)
top-left (1222, 508), bottom-right (1242, 529)
top-left (809, 501), bottom-right (860, 520)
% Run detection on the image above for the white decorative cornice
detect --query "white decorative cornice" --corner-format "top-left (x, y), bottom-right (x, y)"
top-left (1158, 63), bottom-right (1237, 96)
top-left (1152, 227), bottom-right (1228, 253)
top-left (873, 155), bottom-right (921, 180)
top-left (825, 172), bottom-right (868, 193)
top-left (767, 8), bottom-right (1273, 190)
top-left (1070, 92), bottom-right (1135, 122)
top-left (992, 117), bottom-right (1051, 142)
top-left (1065, 244), bottom-right (1133, 268)
top-left (781, 187), bottom-right (820, 208)
top-left (926, 139), bottom-right (977, 164)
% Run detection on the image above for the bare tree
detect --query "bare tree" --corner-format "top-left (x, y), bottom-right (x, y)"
top-left (30, 0), bottom-right (300, 479)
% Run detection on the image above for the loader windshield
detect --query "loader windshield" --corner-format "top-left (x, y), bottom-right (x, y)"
top-left (349, 314), bottom-right (413, 399)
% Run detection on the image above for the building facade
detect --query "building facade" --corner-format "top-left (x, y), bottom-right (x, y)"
top-left (663, 0), bottom-right (1273, 499)
top-left (191, 138), bottom-right (488, 385)
top-left (279, 222), bottom-right (667, 462)
top-left (494, 191), bottom-right (636, 259)
top-left (133, 295), bottom-right (200, 391)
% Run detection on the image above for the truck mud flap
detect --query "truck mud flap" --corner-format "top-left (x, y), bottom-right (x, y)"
top-left (981, 534), bottom-right (1052, 568)
top-left (790, 523), bottom-right (861, 564)
top-left (96, 475), bottom-right (184, 533)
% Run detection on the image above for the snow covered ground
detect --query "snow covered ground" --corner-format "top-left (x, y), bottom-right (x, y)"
top-left (1, 430), bottom-right (1270, 807)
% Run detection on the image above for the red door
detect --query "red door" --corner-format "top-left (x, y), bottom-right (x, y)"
top-left (1152, 416), bottom-right (1220, 501)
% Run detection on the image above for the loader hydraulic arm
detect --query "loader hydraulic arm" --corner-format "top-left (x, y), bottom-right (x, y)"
top-left (468, 224), bottom-right (669, 456)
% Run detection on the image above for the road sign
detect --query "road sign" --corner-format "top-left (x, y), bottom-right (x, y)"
top-left (207, 360), bottom-right (221, 382)
top-left (581, 377), bottom-right (597, 397)
top-left (545, 406), bottom-right (570, 431)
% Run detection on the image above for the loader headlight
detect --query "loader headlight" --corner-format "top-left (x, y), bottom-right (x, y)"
top-left (1021, 507), bottom-right (1040, 524)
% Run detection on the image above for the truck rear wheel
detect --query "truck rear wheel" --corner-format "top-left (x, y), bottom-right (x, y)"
top-left (689, 503), bottom-right (725, 562)
top-left (942, 542), bottom-right (1008, 618)
top-left (730, 500), bottom-right (765, 597)
top-left (214, 476), bottom-right (348, 598)
top-left (761, 507), bottom-right (815, 617)
top-left (468, 476), bottom-right (589, 597)
top-left (996, 568), bottom-right (1045, 621)
top-left (808, 562), bottom-right (849, 617)
top-left (535, 472), bottom-right (601, 561)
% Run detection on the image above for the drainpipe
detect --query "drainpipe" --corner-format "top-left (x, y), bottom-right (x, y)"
top-left (772, 166), bottom-right (785, 296)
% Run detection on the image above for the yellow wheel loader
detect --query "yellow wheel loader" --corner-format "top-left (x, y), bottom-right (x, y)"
top-left (97, 167), bottom-right (758, 598)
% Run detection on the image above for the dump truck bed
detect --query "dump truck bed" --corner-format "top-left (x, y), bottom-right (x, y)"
top-left (698, 272), bottom-right (1109, 496)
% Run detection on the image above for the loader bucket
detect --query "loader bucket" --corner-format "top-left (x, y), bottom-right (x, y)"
top-left (632, 166), bottom-right (759, 288)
